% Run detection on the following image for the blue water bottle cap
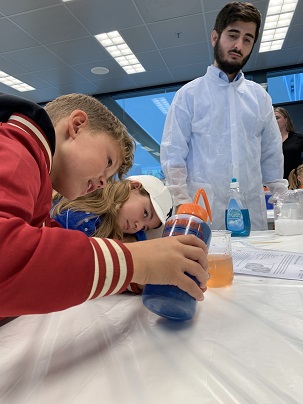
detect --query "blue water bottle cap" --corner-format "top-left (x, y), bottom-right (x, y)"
top-left (230, 178), bottom-right (239, 188)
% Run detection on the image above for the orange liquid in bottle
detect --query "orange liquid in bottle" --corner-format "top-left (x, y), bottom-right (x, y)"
top-left (207, 254), bottom-right (234, 288)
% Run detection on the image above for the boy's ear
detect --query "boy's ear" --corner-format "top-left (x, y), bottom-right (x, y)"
top-left (130, 180), bottom-right (141, 190)
top-left (68, 110), bottom-right (88, 139)
top-left (211, 30), bottom-right (218, 48)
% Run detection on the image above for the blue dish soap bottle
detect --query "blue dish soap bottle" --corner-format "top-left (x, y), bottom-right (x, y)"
top-left (225, 178), bottom-right (251, 237)
top-left (142, 188), bottom-right (212, 321)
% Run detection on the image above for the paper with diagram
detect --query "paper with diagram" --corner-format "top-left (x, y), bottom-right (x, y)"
top-left (232, 248), bottom-right (303, 280)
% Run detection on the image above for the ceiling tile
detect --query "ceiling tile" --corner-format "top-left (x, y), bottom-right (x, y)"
top-left (284, 25), bottom-right (303, 49)
top-left (34, 66), bottom-right (91, 86)
top-left (202, 0), bottom-right (227, 13)
top-left (65, 0), bottom-right (143, 34)
top-left (147, 14), bottom-right (207, 49)
top-left (134, 0), bottom-right (202, 23)
top-left (160, 42), bottom-right (210, 68)
top-left (0, 55), bottom-right (28, 75)
top-left (254, 47), bottom-right (303, 70)
top-left (119, 26), bottom-right (157, 53)
top-left (0, 18), bottom-right (40, 52)
top-left (3, 46), bottom-right (67, 72)
top-left (0, 0), bottom-right (60, 15)
top-left (48, 37), bottom-right (109, 65)
top-left (25, 87), bottom-right (63, 104)
top-left (73, 58), bottom-right (126, 80)
top-left (10, 72), bottom-right (52, 89)
top-left (289, 0), bottom-right (303, 26)
top-left (135, 51), bottom-right (167, 71)
top-left (10, 5), bottom-right (89, 44)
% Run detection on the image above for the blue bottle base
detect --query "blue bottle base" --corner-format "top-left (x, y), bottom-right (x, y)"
top-left (142, 294), bottom-right (196, 321)
top-left (230, 229), bottom-right (250, 237)
top-left (142, 274), bottom-right (198, 321)
top-left (225, 208), bottom-right (251, 237)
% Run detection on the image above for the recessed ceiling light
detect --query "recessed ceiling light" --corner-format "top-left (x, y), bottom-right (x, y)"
top-left (142, 146), bottom-right (154, 152)
top-left (152, 97), bottom-right (170, 115)
top-left (94, 31), bottom-right (145, 74)
top-left (0, 70), bottom-right (35, 92)
top-left (259, 0), bottom-right (299, 53)
top-left (91, 67), bottom-right (109, 75)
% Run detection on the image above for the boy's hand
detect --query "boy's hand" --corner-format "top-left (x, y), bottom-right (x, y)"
top-left (125, 235), bottom-right (208, 301)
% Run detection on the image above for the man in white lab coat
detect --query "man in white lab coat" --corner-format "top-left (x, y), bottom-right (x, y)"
top-left (161, 1), bottom-right (288, 230)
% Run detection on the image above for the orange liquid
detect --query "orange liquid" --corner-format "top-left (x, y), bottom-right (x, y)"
top-left (207, 254), bottom-right (234, 288)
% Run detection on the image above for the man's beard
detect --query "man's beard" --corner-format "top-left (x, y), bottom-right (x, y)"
top-left (214, 39), bottom-right (251, 75)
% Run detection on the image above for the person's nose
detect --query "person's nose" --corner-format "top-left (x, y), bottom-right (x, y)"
top-left (97, 176), bottom-right (107, 189)
top-left (134, 219), bottom-right (144, 231)
top-left (233, 38), bottom-right (244, 52)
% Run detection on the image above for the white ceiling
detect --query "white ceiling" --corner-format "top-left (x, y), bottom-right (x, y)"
top-left (0, 0), bottom-right (302, 104)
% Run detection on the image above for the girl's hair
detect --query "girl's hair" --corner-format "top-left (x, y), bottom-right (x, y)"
top-left (45, 93), bottom-right (135, 179)
top-left (214, 2), bottom-right (261, 44)
top-left (51, 180), bottom-right (149, 240)
top-left (274, 107), bottom-right (296, 133)
top-left (288, 164), bottom-right (303, 190)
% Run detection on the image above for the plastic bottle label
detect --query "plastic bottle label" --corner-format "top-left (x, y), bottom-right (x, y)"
top-left (226, 198), bottom-right (244, 231)
top-left (163, 216), bottom-right (205, 242)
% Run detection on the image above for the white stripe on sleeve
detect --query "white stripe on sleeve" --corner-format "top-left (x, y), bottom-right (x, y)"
top-left (87, 241), bottom-right (100, 300)
top-left (106, 239), bottom-right (127, 295)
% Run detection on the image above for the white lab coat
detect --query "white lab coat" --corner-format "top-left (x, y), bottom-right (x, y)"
top-left (161, 65), bottom-right (288, 230)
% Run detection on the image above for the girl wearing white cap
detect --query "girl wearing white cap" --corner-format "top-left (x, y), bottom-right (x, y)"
top-left (51, 175), bottom-right (173, 242)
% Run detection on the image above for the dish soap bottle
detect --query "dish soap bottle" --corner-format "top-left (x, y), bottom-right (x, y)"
top-left (142, 188), bottom-right (212, 321)
top-left (225, 178), bottom-right (251, 237)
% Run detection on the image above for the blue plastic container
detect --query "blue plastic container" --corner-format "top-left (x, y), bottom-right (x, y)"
top-left (265, 191), bottom-right (273, 210)
top-left (142, 189), bottom-right (212, 321)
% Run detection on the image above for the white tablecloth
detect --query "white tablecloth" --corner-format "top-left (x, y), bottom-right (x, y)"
top-left (1, 231), bottom-right (303, 404)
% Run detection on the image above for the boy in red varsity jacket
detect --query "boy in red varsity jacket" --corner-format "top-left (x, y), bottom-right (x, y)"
top-left (0, 92), bottom-right (208, 323)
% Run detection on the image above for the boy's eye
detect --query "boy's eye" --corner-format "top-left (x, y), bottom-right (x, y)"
top-left (143, 209), bottom-right (148, 218)
top-left (107, 158), bottom-right (112, 168)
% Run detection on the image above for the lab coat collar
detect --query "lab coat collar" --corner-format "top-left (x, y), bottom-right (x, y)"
top-left (208, 65), bottom-right (245, 92)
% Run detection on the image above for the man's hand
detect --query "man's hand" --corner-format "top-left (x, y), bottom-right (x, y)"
top-left (125, 235), bottom-right (208, 301)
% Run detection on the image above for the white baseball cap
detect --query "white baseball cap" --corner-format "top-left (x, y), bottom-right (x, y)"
top-left (127, 175), bottom-right (173, 225)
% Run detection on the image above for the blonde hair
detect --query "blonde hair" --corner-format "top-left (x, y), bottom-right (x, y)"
top-left (288, 164), bottom-right (303, 190)
top-left (51, 180), bottom-right (149, 240)
top-left (45, 93), bottom-right (135, 179)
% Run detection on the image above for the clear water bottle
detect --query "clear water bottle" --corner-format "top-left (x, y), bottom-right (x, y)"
top-left (142, 189), bottom-right (212, 321)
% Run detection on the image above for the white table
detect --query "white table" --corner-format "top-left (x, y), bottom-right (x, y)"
top-left (1, 231), bottom-right (303, 404)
